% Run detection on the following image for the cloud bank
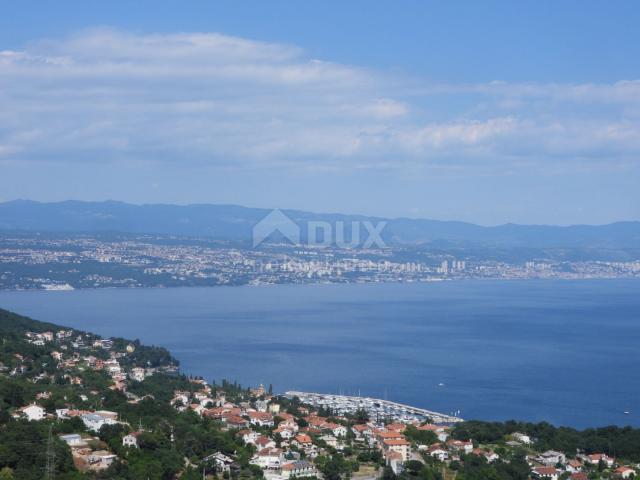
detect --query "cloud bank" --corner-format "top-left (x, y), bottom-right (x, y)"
top-left (1, 28), bottom-right (639, 175)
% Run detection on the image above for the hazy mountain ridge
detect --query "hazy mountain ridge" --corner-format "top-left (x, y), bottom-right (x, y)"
top-left (1, 199), bottom-right (639, 249)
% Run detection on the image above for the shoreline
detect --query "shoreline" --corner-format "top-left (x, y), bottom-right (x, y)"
top-left (1, 273), bottom-right (639, 294)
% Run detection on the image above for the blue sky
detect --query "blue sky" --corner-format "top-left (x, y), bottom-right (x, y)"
top-left (1, 1), bottom-right (639, 225)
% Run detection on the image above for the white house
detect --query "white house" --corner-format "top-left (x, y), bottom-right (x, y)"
top-left (320, 434), bottom-right (338, 449)
top-left (538, 450), bottom-right (566, 466)
top-left (81, 411), bottom-right (118, 432)
top-left (129, 368), bottom-right (145, 382)
top-left (254, 400), bottom-right (268, 412)
top-left (239, 429), bottom-right (261, 444)
top-left (255, 436), bottom-right (277, 450)
top-left (123, 432), bottom-right (140, 448)
top-left (331, 425), bottom-right (348, 437)
top-left (447, 439), bottom-right (473, 455)
top-left (251, 447), bottom-right (283, 469)
top-left (87, 450), bottom-right (117, 470)
top-left (615, 466), bottom-right (636, 479)
top-left (20, 404), bottom-right (45, 421)
top-left (483, 451), bottom-right (499, 463)
top-left (278, 419), bottom-right (299, 432)
top-left (248, 411), bottom-right (274, 427)
top-left (56, 408), bottom-right (70, 419)
top-left (585, 453), bottom-right (614, 467)
top-left (425, 444), bottom-right (448, 462)
top-left (203, 452), bottom-right (236, 473)
top-left (386, 451), bottom-right (405, 475)
top-left (274, 426), bottom-right (294, 440)
top-left (59, 433), bottom-right (84, 446)
top-left (512, 432), bottom-right (532, 444)
top-left (383, 439), bottom-right (411, 461)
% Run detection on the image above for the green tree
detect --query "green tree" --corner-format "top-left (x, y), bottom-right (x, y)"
top-left (0, 467), bottom-right (15, 480)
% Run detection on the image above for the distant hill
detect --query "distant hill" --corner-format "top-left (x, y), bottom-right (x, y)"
top-left (0, 199), bottom-right (639, 249)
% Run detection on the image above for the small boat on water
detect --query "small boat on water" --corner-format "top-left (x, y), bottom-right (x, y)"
top-left (438, 383), bottom-right (445, 387)
top-left (624, 411), bottom-right (630, 415)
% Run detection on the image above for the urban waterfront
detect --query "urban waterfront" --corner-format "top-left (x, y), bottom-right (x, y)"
top-left (1, 278), bottom-right (638, 428)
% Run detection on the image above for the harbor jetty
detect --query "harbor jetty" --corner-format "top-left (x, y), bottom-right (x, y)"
top-left (284, 391), bottom-right (463, 424)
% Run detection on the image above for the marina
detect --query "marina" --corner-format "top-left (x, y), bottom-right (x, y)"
top-left (285, 391), bottom-right (464, 424)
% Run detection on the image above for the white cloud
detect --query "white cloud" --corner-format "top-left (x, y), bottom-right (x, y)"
top-left (405, 118), bottom-right (518, 149)
top-left (0, 27), bottom-right (639, 175)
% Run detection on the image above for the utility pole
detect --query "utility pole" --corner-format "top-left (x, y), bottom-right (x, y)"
top-left (45, 424), bottom-right (56, 480)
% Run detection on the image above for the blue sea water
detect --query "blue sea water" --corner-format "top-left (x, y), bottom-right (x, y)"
top-left (0, 279), bottom-right (638, 428)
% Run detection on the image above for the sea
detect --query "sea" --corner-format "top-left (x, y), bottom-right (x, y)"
top-left (0, 278), bottom-right (638, 429)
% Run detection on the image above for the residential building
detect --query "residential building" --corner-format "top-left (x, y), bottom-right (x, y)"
top-left (248, 411), bottom-right (274, 427)
top-left (386, 451), bottom-right (405, 475)
top-left (426, 444), bottom-right (448, 462)
top-left (512, 432), bottom-right (532, 444)
top-left (447, 439), bottom-right (474, 454)
top-left (533, 467), bottom-right (560, 480)
top-left (538, 450), bottom-right (566, 466)
top-left (59, 433), bottom-right (84, 446)
top-left (203, 452), bottom-right (237, 473)
top-left (123, 432), bottom-right (140, 448)
top-left (615, 466), bottom-right (636, 479)
top-left (382, 438), bottom-right (411, 461)
top-left (251, 447), bottom-right (283, 470)
top-left (87, 450), bottom-right (117, 470)
top-left (281, 460), bottom-right (317, 479)
top-left (81, 411), bottom-right (118, 432)
top-left (19, 404), bottom-right (45, 421)
top-left (129, 367), bottom-right (145, 382)
top-left (585, 453), bottom-right (615, 467)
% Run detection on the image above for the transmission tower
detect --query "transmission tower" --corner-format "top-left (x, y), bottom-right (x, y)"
top-left (45, 424), bottom-right (56, 480)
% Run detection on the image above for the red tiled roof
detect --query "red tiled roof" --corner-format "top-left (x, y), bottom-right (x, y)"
top-left (256, 436), bottom-right (273, 446)
top-left (294, 434), bottom-right (312, 444)
top-left (386, 423), bottom-right (406, 432)
top-left (383, 439), bottom-right (410, 446)
top-left (353, 424), bottom-right (370, 432)
top-left (226, 415), bottom-right (247, 425)
top-left (249, 411), bottom-right (273, 421)
top-left (616, 467), bottom-right (635, 473)
top-left (535, 466), bottom-right (559, 475)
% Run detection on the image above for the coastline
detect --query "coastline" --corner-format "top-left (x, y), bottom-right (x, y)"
top-left (1, 272), bottom-right (639, 293)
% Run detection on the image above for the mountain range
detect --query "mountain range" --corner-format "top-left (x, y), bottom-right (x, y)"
top-left (0, 199), bottom-right (639, 250)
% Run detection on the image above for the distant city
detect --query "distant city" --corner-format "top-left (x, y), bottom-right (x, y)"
top-left (0, 233), bottom-right (638, 290)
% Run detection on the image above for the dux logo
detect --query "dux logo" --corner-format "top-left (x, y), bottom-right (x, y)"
top-left (253, 209), bottom-right (387, 249)
top-left (252, 209), bottom-right (301, 248)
